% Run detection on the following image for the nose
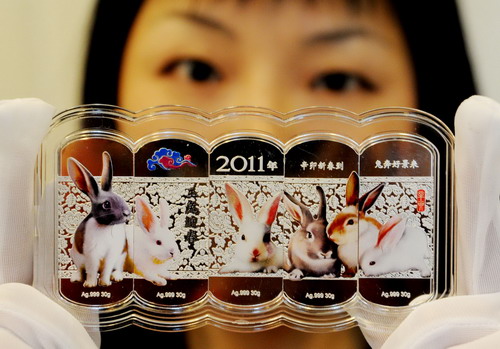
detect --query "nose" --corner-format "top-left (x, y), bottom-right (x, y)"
top-left (328, 230), bottom-right (337, 241)
top-left (252, 249), bottom-right (261, 258)
top-left (228, 62), bottom-right (297, 112)
top-left (320, 251), bottom-right (332, 259)
top-left (235, 88), bottom-right (288, 112)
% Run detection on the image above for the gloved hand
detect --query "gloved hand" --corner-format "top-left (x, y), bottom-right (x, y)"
top-left (378, 95), bottom-right (500, 349)
top-left (0, 98), bottom-right (52, 284)
top-left (0, 99), bottom-right (98, 348)
top-left (0, 283), bottom-right (97, 348)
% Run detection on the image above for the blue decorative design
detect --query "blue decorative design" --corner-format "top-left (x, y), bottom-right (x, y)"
top-left (147, 148), bottom-right (196, 171)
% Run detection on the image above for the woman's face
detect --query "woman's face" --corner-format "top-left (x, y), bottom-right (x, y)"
top-left (119, 0), bottom-right (416, 113)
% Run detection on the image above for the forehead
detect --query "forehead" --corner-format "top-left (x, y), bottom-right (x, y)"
top-left (138, 0), bottom-right (395, 35)
top-left (177, 0), bottom-right (376, 14)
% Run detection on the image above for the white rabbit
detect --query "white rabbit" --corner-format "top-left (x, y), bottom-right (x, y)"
top-left (125, 197), bottom-right (180, 286)
top-left (67, 152), bottom-right (130, 287)
top-left (283, 186), bottom-right (340, 280)
top-left (327, 171), bottom-right (385, 276)
top-left (359, 213), bottom-right (432, 277)
top-left (219, 183), bottom-right (284, 274)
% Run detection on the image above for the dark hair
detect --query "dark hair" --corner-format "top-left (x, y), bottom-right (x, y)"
top-left (391, 1), bottom-right (476, 131)
top-left (83, 0), bottom-right (143, 107)
top-left (83, 0), bottom-right (476, 131)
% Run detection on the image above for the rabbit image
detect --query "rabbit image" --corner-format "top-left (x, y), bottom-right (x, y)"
top-left (219, 183), bottom-right (284, 274)
top-left (327, 172), bottom-right (385, 277)
top-left (283, 186), bottom-right (341, 280)
top-left (125, 197), bottom-right (180, 286)
top-left (67, 151), bottom-right (130, 287)
top-left (359, 213), bottom-right (432, 276)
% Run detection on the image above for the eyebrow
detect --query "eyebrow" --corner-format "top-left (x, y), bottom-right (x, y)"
top-left (170, 11), bottom-right (235, 39)
top-left (304, 27), bottom-right (383, 47)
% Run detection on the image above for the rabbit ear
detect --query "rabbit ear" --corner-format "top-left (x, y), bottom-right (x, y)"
top-left (315, 186), bottom-right (327, 222)
top-left (283, 193), bottom-right (302, 223)
top-left (377, 214), bottom-right (407, 251)
top-left (345, 171), bottom-right (359, 206)
top-left (359, 183), bottom-right (385, 213)
top-left (257, 192), bottom-right (282, 227)
top-left (100, 151), bottom-right (113, 191)
top-left (225, 183), bottom-right (254, 225)
top-left (135, 197), bottom-right (158, 234)
top-left (159, 198), bottom-right (170, 229)
top-left (67, 157), bottom-right (99, 201)
top-left (283, 192), bottom-right (313, 226)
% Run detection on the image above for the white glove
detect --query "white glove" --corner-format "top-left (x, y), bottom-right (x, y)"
top-left (0, 283), bottom-right (97, 349)
top-left (381, 292), bottom-right (500, 349)
top-left (379, 95), bottom-right (500, 349)
top-left (0, 99), bottom-right (98, 348)
top-left (455, 95), bottom-right (500, 295)
top-left (0, 98), bottom-right (52, 284)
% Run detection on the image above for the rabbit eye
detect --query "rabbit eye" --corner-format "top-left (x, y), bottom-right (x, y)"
top-left (156, 240), bottom-right (162, 246)
top-left (306, 231), bottom-right (313, 240)
top-left (346, 219), bottom-right (355, 225)
top-left (369, 261), bottom-right (376, 266)
top-left (102, 201), bottom-right (111, 210)
top-left (241, 234), bottom-right (246, 241)
top-left (263, 233), bottom-right (271, 243)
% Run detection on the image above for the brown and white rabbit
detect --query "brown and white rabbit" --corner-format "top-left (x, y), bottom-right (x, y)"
top-left (360, 213), bottom-right (431, 277)
top-left (283, 186), bottom-right (340, 280)
top-left (67, 151), bottom-right (130, 287)
top-left (125, 197), bottom-right (180, 286)
top-left (327, 172), bottom-right (385, 277)
top-left (219, 183), bottom-right (284, 274)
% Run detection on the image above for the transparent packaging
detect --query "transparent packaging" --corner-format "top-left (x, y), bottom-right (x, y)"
top-left (34, 105), bottom-right (455, 333)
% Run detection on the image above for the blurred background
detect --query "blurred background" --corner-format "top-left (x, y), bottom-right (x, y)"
top-left (0, 0), bottom-right (498, 112)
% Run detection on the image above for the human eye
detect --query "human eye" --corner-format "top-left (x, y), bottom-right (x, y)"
top-left (310, 71), bottom-right (376, 94)
top-left (160, 58), bottom-right (222, 83)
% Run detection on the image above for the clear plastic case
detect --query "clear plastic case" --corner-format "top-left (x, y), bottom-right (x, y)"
top-left (33, 105), bottom-right (455, 333)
